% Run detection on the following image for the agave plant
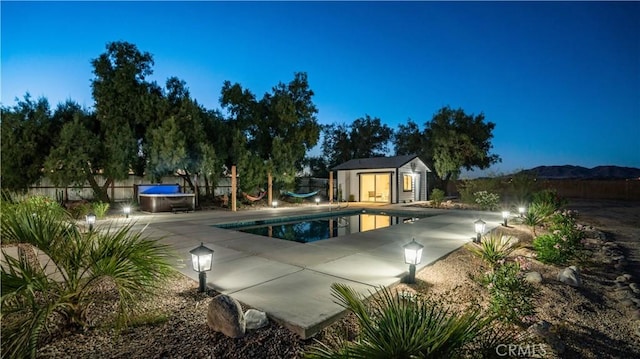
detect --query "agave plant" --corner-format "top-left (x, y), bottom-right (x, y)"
top-left (305, 283), bottom-right (499, 359)
top-left (1, 200), bottom-right (175, 358)
top-left (468, 233), bottom-right (519, 269)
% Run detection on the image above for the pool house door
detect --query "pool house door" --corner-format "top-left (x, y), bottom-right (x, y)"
top-left (360, 173), bottom-right (390, 203)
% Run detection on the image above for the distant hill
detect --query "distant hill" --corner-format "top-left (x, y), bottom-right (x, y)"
top-left (523, 165), bottom-right (640, 179)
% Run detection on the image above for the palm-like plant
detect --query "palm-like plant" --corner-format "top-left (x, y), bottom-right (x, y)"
top-left (522, 201), bottom-right (555, 235)
top-left (305, 283), bottom-right (497, 359)
top-left (1, 200), bottom-right (175, 358)
top-left (468, 234), bottom-right (519, 269)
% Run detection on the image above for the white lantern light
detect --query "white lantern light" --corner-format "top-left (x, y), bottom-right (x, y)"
top-left (403, 238), bottom-right (424, 284)
top-left (86, 213), bottom-right (96, 231)
top-left (502, 211), bottom-right (510, 227)
top-left (474, 218), bottom-right (486, 243)
top-left (190, 242), bottom-right (214, 292)
top-left (518, 206), bottom-right (526, 217)
top-left (123, 206), bottom-right (131, 218)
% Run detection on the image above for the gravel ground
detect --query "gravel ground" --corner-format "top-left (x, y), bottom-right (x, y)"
top-left (19, 200), bottom-right (640, 358)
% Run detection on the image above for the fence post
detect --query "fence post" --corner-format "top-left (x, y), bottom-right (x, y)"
top-left (231, 165), bottom-right (237, 212)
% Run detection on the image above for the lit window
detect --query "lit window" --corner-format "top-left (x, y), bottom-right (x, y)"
top-left (403, 174), bottom-right (413, 192)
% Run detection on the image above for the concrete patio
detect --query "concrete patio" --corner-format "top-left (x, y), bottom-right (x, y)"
top-left (121, 203), bottom-right (503, 338)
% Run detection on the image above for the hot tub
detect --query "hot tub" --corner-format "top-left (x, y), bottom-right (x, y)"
top-left (137, 184), bottom-right (195, 213)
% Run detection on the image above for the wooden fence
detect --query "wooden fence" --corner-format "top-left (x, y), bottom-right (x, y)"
top-left (538, 179), bottom-right (640, 201)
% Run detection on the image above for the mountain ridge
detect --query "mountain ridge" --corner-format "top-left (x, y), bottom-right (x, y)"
top-left (523, 165), bottom-right (640, 179)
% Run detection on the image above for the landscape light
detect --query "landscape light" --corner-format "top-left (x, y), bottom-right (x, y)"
top-left (403, 238), bottom-right (424, 284)
top-left (502, 211), bottom-right (510, 227)
top-left (86, 213), bottom-right (96, 231)
top-left (123, 206), bottom-right (131, 218)
top-left (518, 206), bottom-right (526, 217)
top-left (190, 242), bottom-right (214, 293)
top-left (272, 200), bottom-right (278, 208)
top-left (315, 197), bottom-right (320, 205)
top-left (474, 218), bottom-right (486, 243)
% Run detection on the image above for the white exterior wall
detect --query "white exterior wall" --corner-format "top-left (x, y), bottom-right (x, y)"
top-left (336, 157), bottom-right (430, 204)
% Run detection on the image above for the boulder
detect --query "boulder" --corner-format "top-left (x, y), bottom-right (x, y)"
top-left (558, 266), bottom-right (581, 287)
top-left (525, 271), bottom-right (543, 284)
top-left (207, 294), bottom-right (245, 338)
top-left (244, 309), bottom-right (269, 330)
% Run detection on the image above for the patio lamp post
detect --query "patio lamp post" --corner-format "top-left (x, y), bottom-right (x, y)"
top-left (86, 213), bottom-right (96, 231)
top-left (315, 197), bottom-right (320, 205)
top-left (190, 242), bottom-right (214, 293)
top-left (123, 205), bottom-right (131, 219)
top-left (502, 211), bottom-right (510, 227)
top-left (272, 200), bottom-right (278, 208)
top-left (474, 218), bottom-right (486, 243)
top-left (403, 238), bottom-right (424, 284)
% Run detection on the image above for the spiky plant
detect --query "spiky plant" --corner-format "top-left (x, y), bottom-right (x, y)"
top-left (1, 200), bottom-right (175, 358)
top-left (305, 283), bottom-right (497, 359)
top-left (468, 233), bottom-right (519, 269)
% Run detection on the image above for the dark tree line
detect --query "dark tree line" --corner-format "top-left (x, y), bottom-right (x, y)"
top-left (1, 41), bottom-right (500, 202)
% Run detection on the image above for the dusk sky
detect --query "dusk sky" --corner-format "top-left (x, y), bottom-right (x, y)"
top-left (2, 1), bottom-right (639, 176)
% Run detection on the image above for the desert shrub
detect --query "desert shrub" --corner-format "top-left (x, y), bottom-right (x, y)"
top-left (474, 191), bottom-right (500, 211)
top-left (508, 171), bottom-right (539, 203)
top-left (531, 189), bottom-right (567, 210)
top-left (430, 188), bottom-right (445, 208)
top-left (92, 201), bottom-right (110, 219)
top-left (533, 210), bottom-right (585, 265)
top-left (482, 261), bottom-right (537, 326)
top-left (306, 283), bottom-right (498, 358)
top-left (68, 201), bottom-right (92, 220)
top-left (458, 177), bottom-right (503, 204)
top-left (0, 201), bottom-right (175, 358)
top-left (468, 233), bottom-right (519, 269)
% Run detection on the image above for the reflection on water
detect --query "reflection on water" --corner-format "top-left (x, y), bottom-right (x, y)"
top-left (239, 214), bottom-right (419, 243)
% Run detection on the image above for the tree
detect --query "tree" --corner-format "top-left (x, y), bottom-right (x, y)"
top-left (220, 72), bottom-right (320, 191)
top-left (321, 115), bottom-right (394, 170)
top-left (90, 41), bottom-right (157, 200)
top-left (394, 106), bottom-right (501, 191)
top-left (43, 103), bottom-right (106, 201)
top-left (1, 94), bottom-right (63, 192)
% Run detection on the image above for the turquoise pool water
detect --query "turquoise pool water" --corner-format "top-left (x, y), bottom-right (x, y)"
top-left (214, 210), bottom-right (431, 243)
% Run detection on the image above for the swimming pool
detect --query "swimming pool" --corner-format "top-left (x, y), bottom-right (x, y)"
top-left (214, 210), bottom-right (432, 243)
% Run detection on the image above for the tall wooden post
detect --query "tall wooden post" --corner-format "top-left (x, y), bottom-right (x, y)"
top-left (268, 172), bottom-right (273, 205)
top-left (329, 171), bottom-right (334, 204)
top-left (231, 165), bottom-right (237, 212)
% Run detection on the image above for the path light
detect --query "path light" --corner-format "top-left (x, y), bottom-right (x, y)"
top-left (190, 242), bottom-right (214, 293)
top-left (315, 197), bottom-right (320, 205)
top-left (403, 238), bottom-right (424, 284)
top-left (123, 205), bottom-right (131, 219)
top-left (272, 200), bottom-right (278, 208)
top-left (86, 213), bottom-right (96, 231)
top-left (474, 218), bottom-right (486, 243)
top-left (502, 211), bottom-right (510, 227)
top-left (518, 206), bottom-right (526, 218)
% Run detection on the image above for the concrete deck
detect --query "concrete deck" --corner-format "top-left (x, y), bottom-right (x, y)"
top-left (1, 202), bottom-right (503, 338)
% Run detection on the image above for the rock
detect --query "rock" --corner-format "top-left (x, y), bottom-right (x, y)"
top-left (558, 266), bottom-right (581, 287)
top-left (623, 273), bottom-right (633, 280)
top-left (634, 320), bottom-right (640, 337)
top-left (528, 320), bottom-right (552, 338)
top-left (207, 294), bottom-right (246, 338)
top-left (631, 310), bottom-right (640, 321)
top-left (527, 321), bottom-right (565, 354)
top-left (616, 275), bottom-right (628, 283)
top-left (525, 271), bottom-right (543, 284)
top-left (612, 255), bottom-right (625, 262)
top-left (501, 235), bottom-right (519, 247)
top-left (630, 283), bottom-right (638, 292)
top-left (244, 309), bottom-right (269, 330)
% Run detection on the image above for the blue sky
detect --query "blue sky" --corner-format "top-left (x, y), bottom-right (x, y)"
top-left (2, 1), bottom-right (639, 175)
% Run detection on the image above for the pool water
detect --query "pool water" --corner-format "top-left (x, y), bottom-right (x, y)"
top-left (217, 211), bottom-right (430, 243)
